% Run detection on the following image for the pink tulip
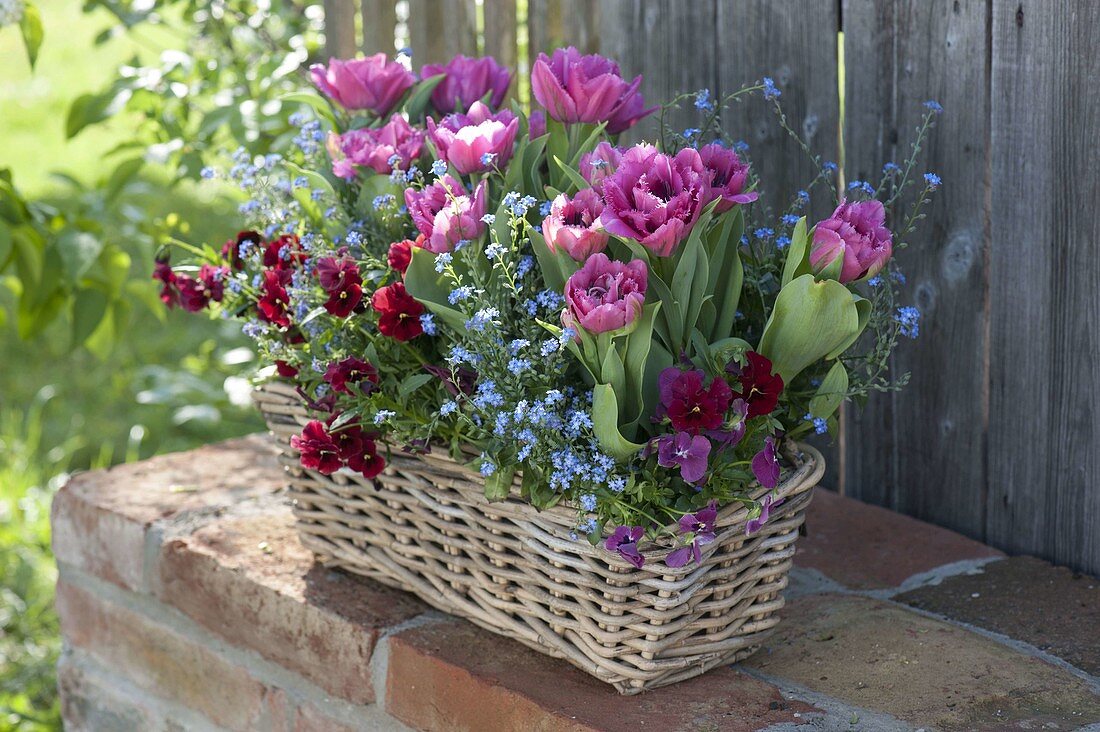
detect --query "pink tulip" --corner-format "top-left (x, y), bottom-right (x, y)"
top-left (542, 189), bottom-right (608, 261)
top-left (310, 54), bottom-right (415, 116)
top-left (404, 174), bottom-right (488, 253)
top-left (421, 55), bottom-right (512, 115)
top-left (809, 199), bottom-right (893, 283)
top-left (427, 102), bottom-right (519, 174)
top-left (563, 253), bottom-right (647, 334)
top-left (599, 144), bottom-right (712, 257)
top-left (530, 47), bottom-right (655, 134)
top-left (698, 143), bottom-right (758, 212)
top-left (326, 115), bottom-right (424, 178)
top-left (528, 110), bottom-right (547, 139)
top-left (578, 141), bottom-right (622, 192)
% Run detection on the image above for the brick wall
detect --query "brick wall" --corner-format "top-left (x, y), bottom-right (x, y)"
top-left (52, 436), bottom-right (1100, 731)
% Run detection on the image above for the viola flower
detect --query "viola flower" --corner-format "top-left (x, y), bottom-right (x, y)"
top-left (562, 253), bottom-right (647, 334)
top-left (421, 54), bottom-right (512, 115)
top-left (604, 525), bottom-right (646, 569)
top-left (666, 500), bottom-right (718, 567)
top-left (751, 436), bottom-right (780, 489)
top-left (404, 174), bottom-right (489, 253)
top-left (707, 398), bottom-right (748, 449)
top-left (542, 189), bottom-right (608, 261)
top-left (426, 102), bottom-right (519, 174)
top-left (578, 141), bottom-right (622, 192)
top-left (387, 238), bottom-right (418, 274)
top-left (658, 368), bottom-right (733, 434)
top-left (655, 431), bottom-right (712, 484)
top-left (262, 234), bottom-right (308, 270)
top-left (257, 268), bottom-right (292, 327)
top-left (530, 47), bottom-right (655, 133)
top-left (809, 199), bottom-right (893, 283)
top-left (423, 363), bottom-right (477, 396)
top-left (315, 256), bottom-right (363, 317)
top-left (291, 420), bottom-right (343, 475)
top-left (746, 493), bottom-right (785, 535)
top-left (347, 437), bottom-right (385, 478)
top-left (323, 356), bottom-right (379, 395)
top-left (599, 144), bottom-right (712, 257)
top-left (274, 360), bottom-right (299, 378)
top-left (326, 115), bottom-right (425, 178)
top-left (221, 230), bottom-right (262, 270)
top-left (177, 264), bottom-right (228, 313)
top-left (152, 260), bottom-right (179, 308)
top-left (372, 281), bottom-right (425, 341)
top-left (698, 143), bottom-right (758, 212)
top-left (310, 54), bottom-right (416, 116)
top-left (731, 352), bottom-right (784, 419)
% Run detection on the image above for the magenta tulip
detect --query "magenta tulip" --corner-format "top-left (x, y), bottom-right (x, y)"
top-left (404, 174), bottom-right (488, 253)
top-left (530, 47), bottom-right (655, 133)
top-left (562, 253), bottom-right (647, 334)
top-left (528, 110), bottom-right (547, 139)
top-left (326, 114), bottom-right (424, 178)
top-left (809, 199), bottom-right (893, 283)
top-left (578, 141), bottom-right (622, 192)
top-left (310, 54), bottom-right (416, 116)
top-left (427, 102), bottom-right (519, 174)
top-left (542, 189), bottom-right (608, 261)
top-left (599, 144), bottom-right (712, 257)
top-left (699, 143), bottom-right (758, 212)
top-left (421, 55), bottom-right (512, 115)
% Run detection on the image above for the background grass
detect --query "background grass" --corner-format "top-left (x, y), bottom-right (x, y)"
top-left (1, 3), bottom-right (262, 728)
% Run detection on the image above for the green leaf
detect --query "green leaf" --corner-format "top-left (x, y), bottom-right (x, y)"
top-left (483, 464), bottom-right (515, 501)
top-left (621, 302), bottom-right (660, 428)
top-left (827, 293), bottom-right (872, 359)
top-left (809, 360), bottom-right (849, 420)
top-left (278, 91), bottom-right (337, 125)
top-left (71, 288), bottom-right (109, 347)
top-left (285, 161), bottom-right (336, 201)
top-left (103, 157), bottom-right (145, 203)
top-left (591, 384), bottom-right (646, 461)
top-left (758, 274), bottom-right (860, 384)
top-left (398, 372), bottom-right (435, 398)
top-left (19, 2), bottom-right (43, 69)
top-left (56, 230), bottom-right (104, 281)
top-left (781, 216), bottom-right (812, 287)
top-left (551, 155), bottom-right (590, 193)
top-left (66, 87), bottom-right (131, 139)
top-left (404, 246), bottom-right (468, 331)
top-left (0, 224), bottom-right (13, 269)
top-left (530, 227), bottom-right (578, 294)
top-left (404, 74), bottom-right (447, 121)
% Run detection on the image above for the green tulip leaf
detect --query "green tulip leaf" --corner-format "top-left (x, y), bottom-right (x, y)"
top-left (758, 274), bottom-right (859, 383)
top-left (592, 384), bottom-right (647, 461)
top-left (827, 293), bottom-right (873, 359)
top-left (809, 360), bottom-right (849, 419)
top-left (781, 216), bottom-right (813, 287)
top-left (404, 247), bottom-right (468, 332)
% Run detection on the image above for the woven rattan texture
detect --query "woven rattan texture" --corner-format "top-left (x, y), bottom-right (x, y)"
top-left (253, 381), bottom-right (821, 693)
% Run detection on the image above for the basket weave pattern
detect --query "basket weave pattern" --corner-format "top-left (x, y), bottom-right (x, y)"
top-left (254, 381), bottom-right (822, 694)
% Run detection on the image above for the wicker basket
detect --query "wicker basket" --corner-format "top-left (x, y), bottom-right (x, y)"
top-left (253, 380), bottom-right (822, 694)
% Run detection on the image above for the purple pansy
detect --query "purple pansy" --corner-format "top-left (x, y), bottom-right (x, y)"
top-left (665, 500), bottom-right (718, 567)
top-left (605, 525), bottom-right (645, 568)
top-left (746, 493), bottom-right (785, 535)
top-left (751, 436), bottom-right (780, 489)
top-left (655, 431), bottom-right (711, 484)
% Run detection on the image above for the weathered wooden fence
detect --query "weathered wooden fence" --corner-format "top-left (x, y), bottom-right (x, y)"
top-left (318, 0), bottom-right (1100, 576)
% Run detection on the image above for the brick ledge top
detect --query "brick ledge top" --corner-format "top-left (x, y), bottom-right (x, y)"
top-left (51, 435), bottom-right (1100, 732)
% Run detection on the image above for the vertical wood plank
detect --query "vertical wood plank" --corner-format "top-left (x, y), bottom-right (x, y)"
top-left (484, 0), bottom-right (519, 74)
top-left (842, 0), bottom-right (991, 537)
top-left (527, 0), bottom-right (600, 64)
top-left (988, 0), bottom-right (1100, 575)
top-left (361, 0), bottom-right (397, 55)
top-left (324, 0), bottom-right (359, 58)
top-left (408, 0), bottom-right (477, 67)
top-left (597, 0), bottom-right (720, 143)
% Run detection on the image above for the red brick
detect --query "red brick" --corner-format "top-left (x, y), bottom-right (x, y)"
top-left (51, 435), bottom-right (282, 591)
top-left (796, 487), bottom-right (1003, 589)
top-left (55, 580), bottom-right (270, 730)
top-left (386, 620), bottom-right (816, 732)
top-left (156, 506), bottom-right (428, 704)
top-left (57, 657), bottom-right (154, 732)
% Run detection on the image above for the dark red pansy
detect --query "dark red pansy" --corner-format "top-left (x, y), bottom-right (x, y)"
top-left (262, 234), bottom-right (308, 270)
top-left (657, 367), bottom-right (733, 433)
top-left (387, 239), bottom-right (415, 274)
top-left (152, 260), bottom-right (179, 308)
top-left (177, 264), bottom-right (228, 312)
top-left (328, 422), bottom-right (365, 462)
top-left (222, 230), bottom-right (262, 270)
top-left (347, 438), bottom-right (385, 478)
top-left (290, 420), bottom-right (343, 474)
top-left (371, 281), bottom-right (424, 341)
top-left (323, 356), bottom-right (379, 395)
top-left (731, 352), bottom-right (784, 419)
top-left (257, 268), bottom-right (292, 327)
top-left (315, 256), bottom-right (364, 317)
top-left (275, 360), bottom-right (299, 378)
